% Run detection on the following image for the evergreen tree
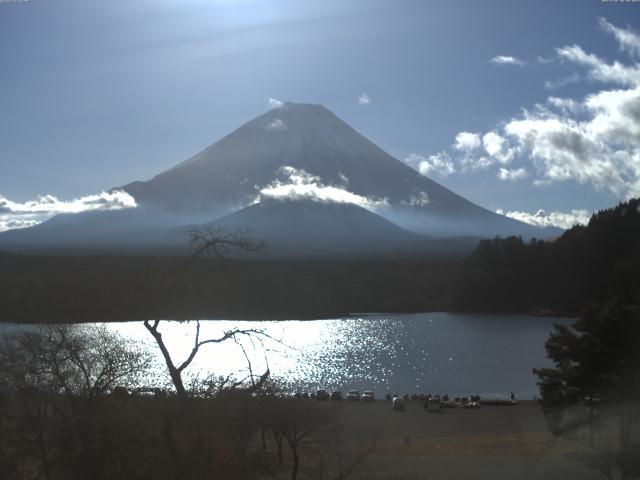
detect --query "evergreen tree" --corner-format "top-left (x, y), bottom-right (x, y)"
top-left (534, 250), bottom-right (640, 478)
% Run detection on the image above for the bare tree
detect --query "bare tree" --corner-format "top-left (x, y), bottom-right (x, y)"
top-left (258, 398), bottom-right (335, 480)
top-left (175, 225), bottom-right (265, 285)
top-left (311, 430), bottom-right (377, 480)
top-left (187, 225), bottom-right (265, 260)
top-left (144, 225), bottom-right (268, 399)
top-left (258, 397), bottom-right (376, 480)
top-left (0, 325), bottom-right (151, 480)
top-left (143, 319), bottom-right (268, 399)
top-left (140, 227), bottom-right (273, 480)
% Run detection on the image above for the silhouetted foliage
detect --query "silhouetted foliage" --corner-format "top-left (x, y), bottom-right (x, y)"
top-left (534, 297), bottom-right (640, 414)
top-left (0, 326), bottom-right (373, 480)
top-left (533, 242), bottom-right (640, 479)
top-left (0, 257), bottom-right (455, 323)
top-left (453, 198), bottom-right (640, 314)
top-left (0, 325), bottom-right (152, 480)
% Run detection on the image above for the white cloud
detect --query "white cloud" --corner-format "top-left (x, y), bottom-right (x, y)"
top-left (0, 217), bottom-right (40, 233)
top-left (598, 17), bottom-right (640, 59)
top-left (546, 96), bottom-right (582, 113)
top-left (497, 167), bottom-right (528, 181)
top-left (419, 19), bottom-right (640, 199)
top-left (402, 190), bottom-right (430, 207)
top-left (265, 118), bottom-right (286, 130)
top-left (460, 156), bottom-right (494, 172)
top-left (0, 190), bottom-right (136, 215)
top-left (503, 84), bottom-right (640, 196)
top-left (268, 97), bottom-right (284, 109)
top-left (482, 132), bottom-right (504, 157)
top-left (496, 208), bottom-right (591, 229)
top-left (405, 152), bottom-right (456, 177)
top-left (357, 93), bottom-right (371, 105)
top-left (482, 131), bottom-right (515, 164)
top-left (490, 55), bottom-right (525, 66)
top-left (454, 131), bottom-right (481, 152)
top-left (556, 44), bottom-right (640, 86)
top-left (536, 56), bottom-right (555, 65)
top-left (544, 72), bottom-right (581, 90)
top-left (0, 190), bottom-right (137, 232)
top-left (258, 166), bottom-right (387, 210)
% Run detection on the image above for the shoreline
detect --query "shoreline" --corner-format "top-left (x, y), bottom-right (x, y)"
top-left (0, 309), bottom-right (577, 325)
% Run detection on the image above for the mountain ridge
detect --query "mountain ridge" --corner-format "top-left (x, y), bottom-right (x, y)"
top-left (205, 198), bottom-right (480, 258)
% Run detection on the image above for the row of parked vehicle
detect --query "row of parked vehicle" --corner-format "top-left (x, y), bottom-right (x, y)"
top-left (389, 393), bottom-right (482, 408)
top-left (390, 394), bottom-right (482, 412)
top-left (294, 390), bottom-right (517, 408)
top-left (390, 393), bottom-right (517, 406)
top-left (294, 389), bottom-right (376, 401)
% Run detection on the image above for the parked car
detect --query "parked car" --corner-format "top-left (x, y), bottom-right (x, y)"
top-left (361, 391), bottom-right (375, 402)
top-left (392, 396), bottom-right (405, 411)
top-left (316, 389), bottom-right (330, 401)
top-left (346, 390), bottom-right (360, 401)
top-left (425, 395), bottom-right (443, 412)
top-left (330, 391), bottom-right (342, 401)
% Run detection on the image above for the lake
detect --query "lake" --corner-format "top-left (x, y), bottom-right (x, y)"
top-left (1, 313), bottom-right (572, 399)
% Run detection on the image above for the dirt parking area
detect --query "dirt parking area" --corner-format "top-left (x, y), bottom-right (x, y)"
top-left (325, 400), bottom-right (602, 480)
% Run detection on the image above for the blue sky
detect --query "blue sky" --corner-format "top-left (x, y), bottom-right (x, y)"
top-left (1, 0), bottom-right (639, 230)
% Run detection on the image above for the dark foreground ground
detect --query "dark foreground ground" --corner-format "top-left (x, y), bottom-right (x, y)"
top-left (311, 400), bottom-right (601, 480)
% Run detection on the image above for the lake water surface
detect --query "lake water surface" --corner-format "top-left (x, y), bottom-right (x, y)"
top-left (2, 313), bottom-right (572, 399)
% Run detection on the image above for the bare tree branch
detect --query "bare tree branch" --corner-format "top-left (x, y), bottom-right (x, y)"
top-left (166, 225), bottom-right (266, 288)
top-left (188, 225), bottom-right (265, 257)
top-left (144, 226), bottom-right (270, 400)
top-left (176, 324), bottom-right (265, 373)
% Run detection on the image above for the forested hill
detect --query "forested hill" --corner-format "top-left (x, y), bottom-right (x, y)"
top-left (452, 198), bottom-right (640, 314)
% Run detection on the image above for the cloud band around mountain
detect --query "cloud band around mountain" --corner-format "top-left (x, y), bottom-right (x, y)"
top-left (496, 207), bottom-right (591, 229)
top-left (257, 166), bottom-right (387, 210)
top-left (0, 190), bottom-right (137, 232)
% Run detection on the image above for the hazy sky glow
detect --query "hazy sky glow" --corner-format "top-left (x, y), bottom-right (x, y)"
top-left (1, 0), bottom-right (639, 230)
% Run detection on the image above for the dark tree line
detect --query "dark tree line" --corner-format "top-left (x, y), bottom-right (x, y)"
top-left (532, 211), bottom-right (640, 479)
top-left (453, 198), bottom-right (640, 314)
top-left (0, 255), bottom-right (455, 323)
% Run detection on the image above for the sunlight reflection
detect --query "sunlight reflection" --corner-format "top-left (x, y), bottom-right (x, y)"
top-left (93, 313), bottom-right (570, 398)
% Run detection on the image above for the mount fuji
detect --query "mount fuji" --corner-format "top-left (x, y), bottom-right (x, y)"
top-left (0, 102), bottom-right (560, 256)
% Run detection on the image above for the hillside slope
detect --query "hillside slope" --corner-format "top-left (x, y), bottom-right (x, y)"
top-left (452, 198), bottom-right (640, 313)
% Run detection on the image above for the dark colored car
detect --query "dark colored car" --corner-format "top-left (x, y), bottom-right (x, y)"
top-left (346, 390), bottom-right (360, 401)
top-left (361, 391), bottom-right (375, 402)
top-left (316, 389), bottom-right (330, 401)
